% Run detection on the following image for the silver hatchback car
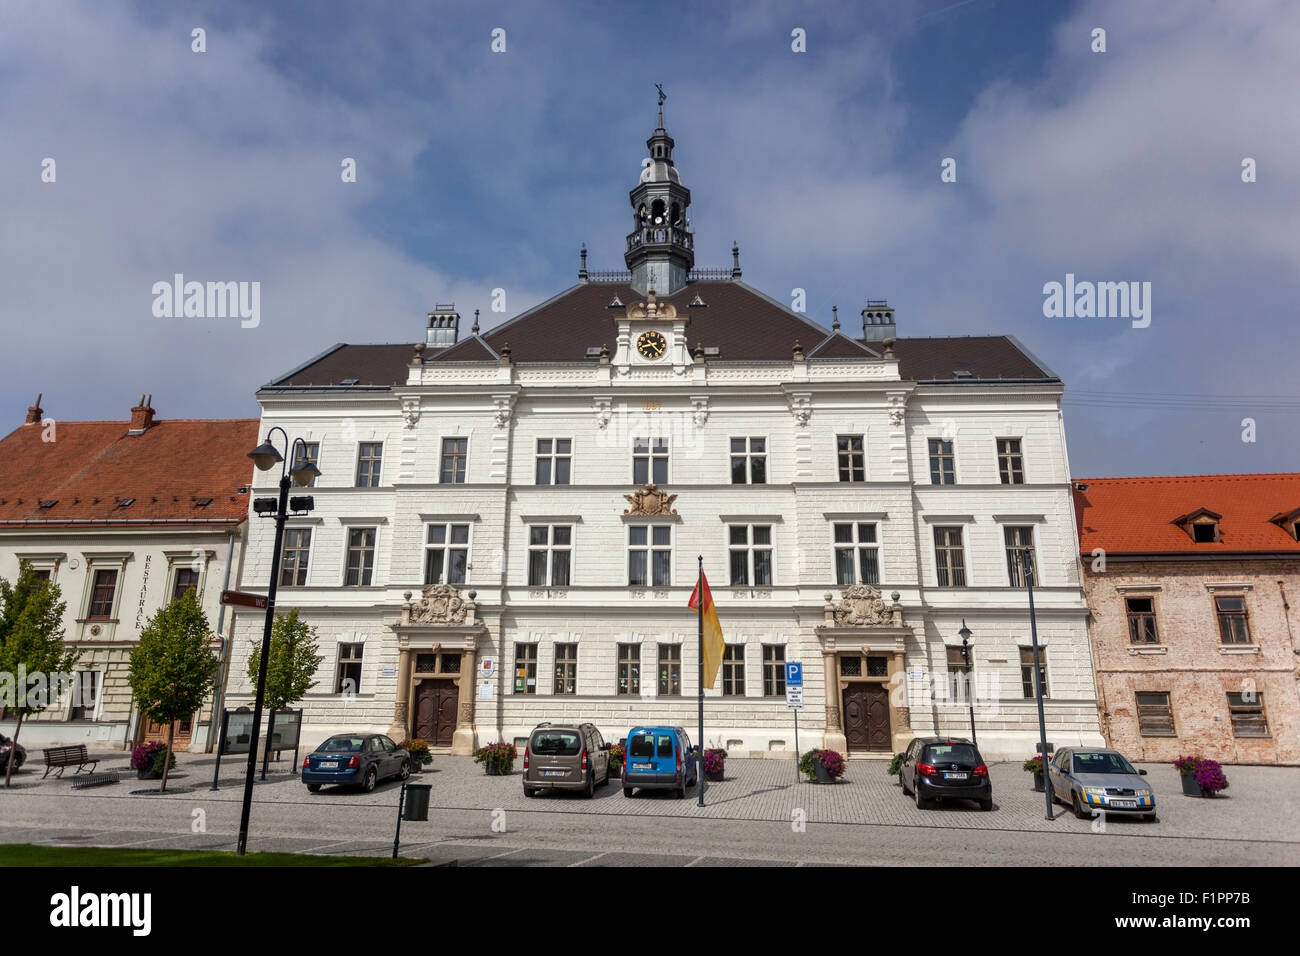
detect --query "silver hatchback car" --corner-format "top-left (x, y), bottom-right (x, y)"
top-left (1047, 747), bottom-right (1157, 821)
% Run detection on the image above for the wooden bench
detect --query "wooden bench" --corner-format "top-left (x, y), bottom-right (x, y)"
top-left (41, 745), bottom-right (98, 778)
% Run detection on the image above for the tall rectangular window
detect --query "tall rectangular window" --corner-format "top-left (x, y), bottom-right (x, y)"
top-left (762, 645), bottom-right (785, 697)
top-left (617, 644), bottom-right (641, 696)
top-left (425, 523), bottom-right (470, 585)
top-left (553, 643), bottom-right (577, 695)
top-left (1126, 597), bottom-right (1159, 644)
top-left (514, 643), bottom-right (537, 695)
top-left (1215, 596), bottom-right (1251, 644)
top-left (356, 442), bottom-right (383, 487)
top-left (172, 567), bottom-right (199, 600)
top-left (837, 435), bottom-right (865, 482)
top-left (88, 568), bottom-right (118, 618)
top-left (1005, 526), bottom-right (1036, 587)
top-left (928, 439), bottom-right (955, 484)
top-left (946, 645), bottom-right (972, 702)
top-left (281, 529), bottom-right (311, 587)
top-left (69, 671), bottom-right (100, 721)
top-left (833, 522), bottom-right (879, 585)
top-left (527, 525), bottom-right (572, 587)
top-left (292, 442), bottom-right (320, 487)
top-left (336, 643), bottom-right (363, 694)
top-left (730, 437), bottom-right (767, 484)
top-left (535, 438), bottom-right (572, 485)
top-left (1136, 691), bottom-right (1175, 736)
top-left (440, 438), bottom-right (468, 483)
top-left (632, 438), bottom-right (669, 484)
top-left (721, 645), bottom-right (745, 696)
top-left (933, 527), bottom-right (966, 587)
top-left (629, 525), bottom-right (671, 586)
top-left (728, 525), bottom-right (772, 587)
top-left (344, 528), bottom-right (376, 586)
top-left (1226, 692), bottom-right (1268, 737)
top-left (1020, 647), bottom-right (1048, 699)
top-left (997, 438), bottom-right (1024, 484)
top-left (658, 645), bottom-right (681, 696)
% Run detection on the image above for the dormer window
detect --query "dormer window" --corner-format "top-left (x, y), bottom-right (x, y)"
top-left (1268, 507), bottom-right (1300, 541)
top-left (1192, 523), bottom-right (1217, 543)
top-left (1173, 508), bottom-right (1222, 543)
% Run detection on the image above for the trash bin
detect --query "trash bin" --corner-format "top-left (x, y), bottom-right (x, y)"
top-left (403, 783), bottom-right (431, 821)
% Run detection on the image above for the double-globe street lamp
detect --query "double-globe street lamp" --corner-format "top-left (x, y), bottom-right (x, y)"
top-left (957, 620), bottom-right (976, 746)
top-left (1018, 547), bottom-right (1054, 821)
top-left (236, 428), bottom-right (320, 856)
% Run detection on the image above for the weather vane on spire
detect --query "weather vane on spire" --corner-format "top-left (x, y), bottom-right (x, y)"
top-left (656, 83), bottom-right (666, 124)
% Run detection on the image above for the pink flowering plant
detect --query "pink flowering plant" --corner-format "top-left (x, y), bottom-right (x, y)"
top-left (130, 741), bottom-right (175, 774)
top-left (1174, 755), bottom-right (1229, 794)
top-left (1023, 755), bottom-right (1046, 774)
top-left (799, 748), bottom-right (845, 779)
top-left (702, 748), bottom-right (726, 775)
top-left (474, 741), bottom-right (517, 772)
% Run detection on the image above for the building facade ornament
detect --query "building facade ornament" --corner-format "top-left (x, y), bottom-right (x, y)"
top-left (887, 392), bottom-right (907, 427)
top-left (492, 393), bottom-right (516, 429)
top-left (594, 396), bottom-right (613, 430)
top-left (828, 585), bottom-right (893, 627)
top-left (690, 395), bottom-right (709, 428)
top-left (407, 581), bottom-right (472, 626)
top-left (401, 396), bottom-right (421, 429)
top-left (623, 482), bottom-right (678, 516)
top-left (787, 392), bottom-right (812, 428)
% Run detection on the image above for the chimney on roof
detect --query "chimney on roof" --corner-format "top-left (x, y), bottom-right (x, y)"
top-left (24, 393), bottom-right (43, 425)
top-left (128, 394), bottom-right (155, 435)
top-left (426, 304), bottom-right (460, 350)
top-left (861, 301), bottom-right (896, 342)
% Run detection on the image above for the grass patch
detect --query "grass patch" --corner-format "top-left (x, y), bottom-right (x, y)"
top-left (0, 844), bottom-right (426, 867)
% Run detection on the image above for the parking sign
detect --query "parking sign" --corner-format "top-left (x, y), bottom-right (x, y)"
top-left (786, 662), bottom-right (802, 687)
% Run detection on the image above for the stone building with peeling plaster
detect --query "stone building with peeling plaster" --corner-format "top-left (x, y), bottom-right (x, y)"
top-left (225, 109), bottom-right (1103, 760)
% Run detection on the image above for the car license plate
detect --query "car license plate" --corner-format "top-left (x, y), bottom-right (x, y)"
top-left (320, 761), bottom-right (339, 769)
top-left (943, 772), bottom-right (968, 780)
top-left (1110, 799), bottom-right (1136, 808)
top-left (633, 763), bottom-right (652, 770)
top-left (542, 770), bottom-right (565, 777)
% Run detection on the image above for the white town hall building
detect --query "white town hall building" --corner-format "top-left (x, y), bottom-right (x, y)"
top-left (226, 111), bottom-right (1104, 761)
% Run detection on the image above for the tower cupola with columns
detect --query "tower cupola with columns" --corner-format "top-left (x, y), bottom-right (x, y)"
top-left (625, 91), bottom-right (694, 295)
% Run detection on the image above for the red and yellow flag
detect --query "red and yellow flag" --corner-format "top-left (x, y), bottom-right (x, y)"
top-left (687, 571), bottom-right (725, 690)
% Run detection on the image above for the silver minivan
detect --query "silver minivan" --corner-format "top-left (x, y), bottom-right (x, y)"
top-left (522, 722), bottom-right (611, 798)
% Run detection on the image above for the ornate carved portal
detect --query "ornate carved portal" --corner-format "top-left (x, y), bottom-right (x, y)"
top-left (623, 483), bottom-right (678, 516)
top-left (830, 585), bottom-right (894, 627)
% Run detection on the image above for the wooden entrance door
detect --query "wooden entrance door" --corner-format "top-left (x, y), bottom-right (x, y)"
top-left (142, 715), bottom-right (194, 751)
top-left (842, 684), bottom-right (891, 753)
top-left (414, 679), bottom-right (458, 747)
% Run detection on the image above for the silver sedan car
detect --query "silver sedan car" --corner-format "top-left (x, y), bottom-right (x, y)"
top-left (1046, 748), bottom-right (1157, 821)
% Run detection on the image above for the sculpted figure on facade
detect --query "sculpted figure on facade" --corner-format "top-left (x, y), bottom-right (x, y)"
top-left (410, 581), bottom-right (469, 625)
top-left (831, 585), bottom-right (893, 626)
top-left (624, 482), bottom-right (678, 516)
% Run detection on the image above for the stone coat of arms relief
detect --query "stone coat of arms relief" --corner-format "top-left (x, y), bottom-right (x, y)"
top-left (829, 585), bottom-right (894, 626)
top-left (407, 581), bottom-right (469, 625)
top-left (623, 483), bottom-right (678, 516)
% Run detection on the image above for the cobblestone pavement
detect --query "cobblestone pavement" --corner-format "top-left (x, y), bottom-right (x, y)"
top-left (2, 753), bottom-right (1297, 865)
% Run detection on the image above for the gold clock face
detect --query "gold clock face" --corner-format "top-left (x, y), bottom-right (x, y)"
top-left (637, 330), bottom-right (668, 360)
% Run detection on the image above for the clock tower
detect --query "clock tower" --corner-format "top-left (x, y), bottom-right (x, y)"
top-left (625, 93), bottom-right (694, 296)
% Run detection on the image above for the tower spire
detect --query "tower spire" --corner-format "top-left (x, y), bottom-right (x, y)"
top-left (626, 87), bottom-right (693, 296)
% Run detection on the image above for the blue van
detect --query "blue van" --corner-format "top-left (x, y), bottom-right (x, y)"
top-left (622, 726), bottom-right (697, 798)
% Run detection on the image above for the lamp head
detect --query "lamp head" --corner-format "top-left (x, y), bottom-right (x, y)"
top-left (958, 619), bottom-right (973, 643)
top-left (248, 439), bottom-right (283, 472)
top-left (290, 460), bottom-right (321, 487)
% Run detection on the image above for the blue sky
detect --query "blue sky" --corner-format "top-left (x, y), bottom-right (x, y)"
top-left (2, 0), bottom-right (1297, 476)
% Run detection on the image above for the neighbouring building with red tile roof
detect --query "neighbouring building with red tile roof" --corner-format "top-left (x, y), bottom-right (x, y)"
top-left (0, 396), bottom-right (258, 752)
top-left (228, 109), bottom-right (1104, 761)
top-left (1074, 474), bottom-right (1300, 765)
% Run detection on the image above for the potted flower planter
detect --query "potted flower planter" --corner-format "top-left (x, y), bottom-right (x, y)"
top-left (474, 741), bottom-right (518, 776)
top-left (800, 749), bottom-right (845, 784)
top-left (1180, 774), bottom-right (1201, 797)
top-left (1174, 755), bottom-right (1229, 799)
top-left (702, 748), bottom-right (726, 782)
top-left (136, 768), bottom-right (163, 780)
top-left (813, 761), bottom-right (836, 785)
top-left (485, 761), bottom-right (512, 776)
top-left (1032, 772), bottom-right (1044, 792)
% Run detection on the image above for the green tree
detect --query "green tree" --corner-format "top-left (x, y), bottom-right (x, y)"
top-left (0, 561), bottom-right (76, 787)
top-left (128, 591), bottom-right (218, 792)
top-left (247, 608), bottom-right (322, 710)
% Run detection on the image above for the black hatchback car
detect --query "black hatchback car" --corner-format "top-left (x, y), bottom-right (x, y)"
top-left (898, 737), bottom-right (992, 811)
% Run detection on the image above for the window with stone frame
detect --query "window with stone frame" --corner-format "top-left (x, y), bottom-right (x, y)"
top-left (1004, 526), bottom-right (1036, 587)
top-left (632, 437), bottom-right (669, 485)
top-left (336, 643), bottom-right (363, 694)
top-left (1136, 691), bottom-right (1176, 736)
top-left (928, 439), bottom-right (955, 484)
top-left (721, 644), bottom-right (745, 696)
top-left (617, 644), bottom-right (641, 695)
top-left (730, 437), bottom-right (767, 484)
top-left (535, 438), bottom-right (572, 485)
top-left (172, 567), bottom-right (200, 601)
top-left (88, 568), bottom-right (119, 619)
top-left (839, 655), bottom-right (862, 677)
top-left (280, 529), bottom-right (311, 587)
top-left (68, 670), bottom-right (100, 721)
top-left (1019, 646), bottom-right (1048, 699)
top-left (292, 441), bottom-right (320, 487)
top-left (344, 528), bottom-right (377, 586)
top-left (836, 435), bottom-right (865, 482)
top-left (997, 438), bottom-right (1025, 484)
top-left (1126, 597), bottom-right (1160, 644)
top-left (1215, 596), bottom-right (1251, 644)
top-left (356, 442), bottom-right (383, 487)
top-left (933, 527), bottom-right (966, 587)
top-left (866, 656), bottom-right (888, 677)
top-left (527, 525), bottom-right (572, 587)
top-left (946, 645), bottom-right (972, 702)
top-left (1226, 692), bottom-right (1269, 737)
top-left (425, 523), bottom-right (470, 585)
top-left (553, 643), bottom-right (577, 695)
top-left (628, 525), bottom-right (671, 587)
top-left (833, 522), bottom-right (879, 586)
top-left (728, 524), bottom-right (772, 587)
top-left (514, 643), bottom-right (537, 694)
top-left (440, 437), bottom-right (468, 484)
top-left (762, 644), bottom-right (785, 697)
top-left (658, 644), bottom-right (681, 696)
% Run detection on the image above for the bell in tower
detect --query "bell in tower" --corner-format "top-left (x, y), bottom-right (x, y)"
top-left (625, 86), bottom-right (694, 296)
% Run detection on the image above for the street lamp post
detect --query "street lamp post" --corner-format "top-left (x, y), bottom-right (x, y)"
top-left (236, 428), bottom-right (319, 856)
top-left (1020, 549), bottom-right (1054, 821)
top-left (957, 620), bottom-right (976, 746)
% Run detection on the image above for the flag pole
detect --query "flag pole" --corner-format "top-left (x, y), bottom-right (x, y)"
top-left (697, 554), bottom-right (705, 807)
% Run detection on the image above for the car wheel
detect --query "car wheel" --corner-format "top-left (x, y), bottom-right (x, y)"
top-left (914, 780), bottom-right (930, 809)
top-left (979, 798), bottom-right (993, 811)
top-left (363, 767), bottom-right (378, 793)
top-left (307, 784), bottom-right (321, 793)
top-left (623, 786), bottom-right (633, 798)
top-left (523, 786), bottom-right (537, 799)
top-left (1072, 791), bottom-right (1088, 819)
top-left (399, 760), bottom-right (411, 781)
top-left (676, 775), bottom-right (686, 799)
top-left (584, 770), bottom-right (594, 799)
